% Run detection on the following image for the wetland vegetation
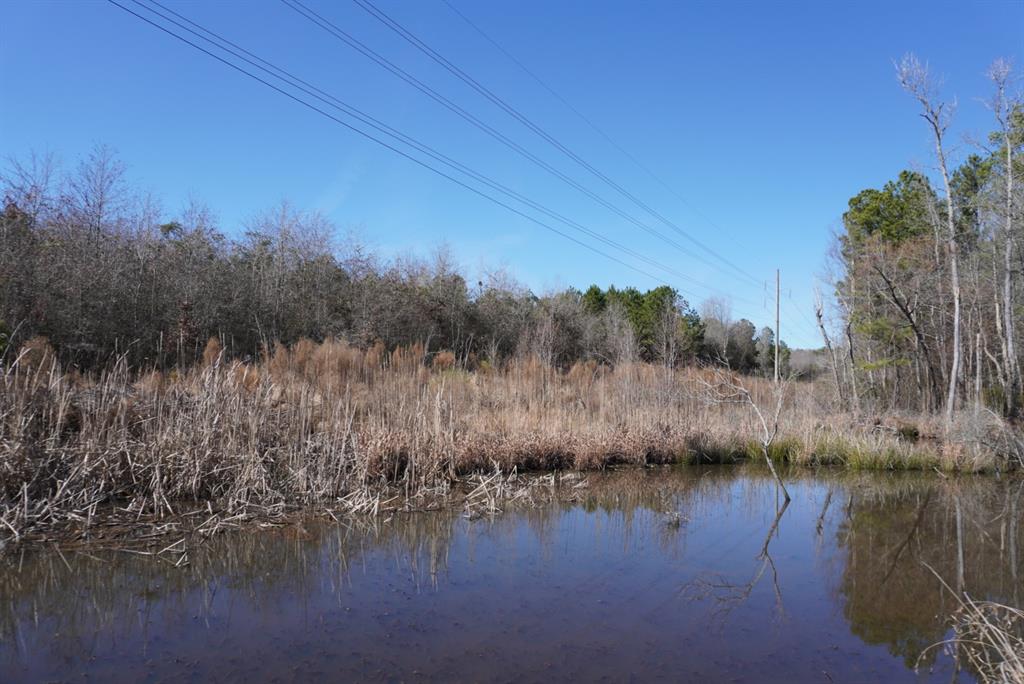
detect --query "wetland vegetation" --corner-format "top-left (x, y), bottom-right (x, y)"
top-left (2, 334), bottom-right (1019, 552)
top-left (1, 27), bottom-right (1023, 681)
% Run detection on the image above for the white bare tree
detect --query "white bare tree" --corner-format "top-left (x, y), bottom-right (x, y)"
top-left (701, 296), bottom-right (733, 360)
top-left (986, 58), bottom-right (1021, 415)
top-left (896, 54), bottom-right (962, 426)
top-left (700, 366), bottom-right (792, 502)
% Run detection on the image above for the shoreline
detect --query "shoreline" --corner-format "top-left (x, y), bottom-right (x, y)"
top-left (3, 460), bottom-right (1019, 557)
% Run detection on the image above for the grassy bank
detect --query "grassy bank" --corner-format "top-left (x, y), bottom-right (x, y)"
top-left (1, 337), bottom-right (1020, 550)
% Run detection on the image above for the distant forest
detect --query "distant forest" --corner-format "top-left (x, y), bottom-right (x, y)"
top-left (0, 146), bottom-right (788, 376)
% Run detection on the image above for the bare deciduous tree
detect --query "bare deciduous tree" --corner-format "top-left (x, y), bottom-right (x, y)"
top-left (815, 287), bottom-right (845, 409)
top-left (896, 54), bottom-right (963, 425)
top-left (987, 58), bottom-right (1021, 415)
top-left (700, 366), bottom-right (792, 502)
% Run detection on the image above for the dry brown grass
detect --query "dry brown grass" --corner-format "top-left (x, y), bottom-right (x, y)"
top-left (431, 350), bottom-right (456, 372)
top-left (0, 337), bottom-right (1017, 551)
top-left (919, 565), bottom-right (1024, 683)
top-left (201, 336), bottom-right (222, 368)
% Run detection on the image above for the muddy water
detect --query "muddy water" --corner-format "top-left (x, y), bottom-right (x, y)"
top-left (1, 467), bottom-right (1021, 683)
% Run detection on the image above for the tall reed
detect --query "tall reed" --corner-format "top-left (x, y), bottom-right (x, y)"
top-left (0, 337), bottom-right (1017, 549)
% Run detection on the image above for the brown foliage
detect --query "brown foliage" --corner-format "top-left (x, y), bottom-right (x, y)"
top-left (16, 336), bottom-right (57, 377)
top-left (202, 337), bottom-right (223, 368)
top-left (432, 351), bottom-right (456, 372)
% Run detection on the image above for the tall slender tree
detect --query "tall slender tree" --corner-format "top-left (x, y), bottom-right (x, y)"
top-left (988, 58), bottom-right (1021, 415)
top-left (897, 54), bottom-right (963, 425)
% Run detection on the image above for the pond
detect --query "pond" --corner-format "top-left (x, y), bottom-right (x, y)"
top-left (1, 466), bottom-right (1021, 683)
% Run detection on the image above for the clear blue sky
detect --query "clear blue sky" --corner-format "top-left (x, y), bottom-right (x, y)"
top-left (3, 0), bottom-right (1022, 346)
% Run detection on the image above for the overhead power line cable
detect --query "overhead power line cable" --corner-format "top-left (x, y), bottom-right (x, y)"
top-left (440, 0), bottom-right (755, 278)
top-left (279, 0), bottom-right (760, 288)
top-left (785, 291), bottom-right (825, 343)
top-left (351, 0), bottom-right (761, 288)
top-left (126, 0), bottom-right (755, 306)
top-left (107, 0), bottom-right (778, 319)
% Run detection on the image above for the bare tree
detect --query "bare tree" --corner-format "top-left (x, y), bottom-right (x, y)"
top-left (701, 296), bottom-right (732, 359)
top-left (68, 144), bottom-right (127, 235)
top-left (896, 54), bottom-right (962, 425)
top-left (2, 151), bottom-right (58, 223)
top-left (700, 366), bottom-right (792, 502)
top-left (604, 300), bottom-right (638, 367)
top-left (814, 287), bottom-right (845, 409)
top-left (987, 58), bottom-right (1021, 415)
top-left (655, 295), bottom-right (680, 370)
top-left (683, 493), bottom-right (789, 620)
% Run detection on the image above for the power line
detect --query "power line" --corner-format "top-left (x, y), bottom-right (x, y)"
top-left (785, 291), bottom-right (826, 343)
top-left (440, 0), bottom-right (756, 276)
top-left (445, 0), bottom-right (825, 343)
top-left (106, 0), bottom-right (777, 318)
top-left (126, 0), bottom-right (756, 307)
top-left (789, 299), bottom-right (823, 337)
top-left (352, 0), bottom-right (762, 288)
top-left (279, 0), bottom-right (760, 288)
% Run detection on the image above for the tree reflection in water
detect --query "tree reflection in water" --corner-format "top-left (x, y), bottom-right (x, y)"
top-left (680, 496), bottom-right (790, 623)
top-left (0, 467), bottom-right (1020, 683)
top-left (835, 478), bottom-right (1022, 675)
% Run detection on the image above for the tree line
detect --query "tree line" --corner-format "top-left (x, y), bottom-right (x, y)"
top-left (0, 146), bottom-right (787, 375)
top-left (822, 56), bottom-right (1022, 419)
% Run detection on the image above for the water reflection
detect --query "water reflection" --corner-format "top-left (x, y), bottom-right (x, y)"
top-left (836, 478), bottom-right (1022, 673)
top-left (0, 467), bottom-right (1020, 683)
top-left (681, 496), bottom-right (789, 624)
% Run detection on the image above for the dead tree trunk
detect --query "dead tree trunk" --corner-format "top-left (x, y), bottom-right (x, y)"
top-left (897, 54), bottom-right (962, 426)
top-left (989, 59), bottom-right (1020, 415)
top-left (815, 289), bottom-right (845, 409)
top-left (700, 368), bottom-right (792, 502)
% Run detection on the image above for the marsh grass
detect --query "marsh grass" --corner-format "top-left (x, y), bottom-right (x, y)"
top-left (0, 337), bottom-right (1018, 551)
top-left (918, 565), bottom-right (1024, 683)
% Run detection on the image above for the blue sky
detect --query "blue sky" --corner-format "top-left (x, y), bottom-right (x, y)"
top-left (3, 0), bottom-right (1022, 346)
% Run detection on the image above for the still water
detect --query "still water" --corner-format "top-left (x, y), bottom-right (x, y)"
top-left (1, 466), bottom-right (1021, 683)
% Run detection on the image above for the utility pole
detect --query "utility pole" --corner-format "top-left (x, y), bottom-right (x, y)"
top-left (775, 269), bottom-right (780, 384)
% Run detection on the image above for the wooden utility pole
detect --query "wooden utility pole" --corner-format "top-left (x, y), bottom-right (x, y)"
top-left (775, 269), bottom-right (780, 384)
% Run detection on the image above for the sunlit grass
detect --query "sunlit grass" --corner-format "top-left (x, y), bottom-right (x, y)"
top-left (0, 336), bottom-right (1016, 549)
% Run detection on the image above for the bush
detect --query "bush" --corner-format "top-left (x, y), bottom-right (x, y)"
top-left (432, 350), bottom-right (456, 372)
